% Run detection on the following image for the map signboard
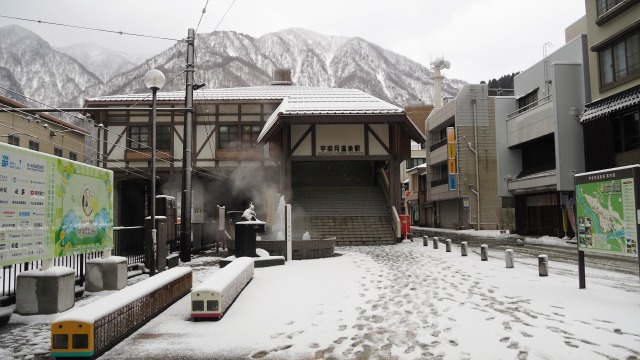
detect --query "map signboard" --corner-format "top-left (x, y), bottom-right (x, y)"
top-left (0, 143), bottom-right (113, 266)
top-left (575, 165), bottom-right (639, 257)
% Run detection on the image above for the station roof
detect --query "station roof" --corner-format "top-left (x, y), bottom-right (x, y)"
top-left (86, 85), bottom-right (426, 144)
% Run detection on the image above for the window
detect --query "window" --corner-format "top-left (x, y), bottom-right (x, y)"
top-left (7, 135), bottom-right (19, 146)
top-left (518, 90), bottom-right (538, 112)
top-left (28, 140), bottom-right (39, 151)
top-left (406, 158), bottom-right (426, 169)
top-left (156, 126), bottom-right (171, 150)
top-left (598, 29), bottom-right (640, 88)
top-left (219, 125), bottom-right (238, 149)
top-left (613, 110), bottom-right (640, 153)
top-left (130, 126), bottom-right (148, 149)
top-left (241, 125), bottom-right (260, 148)
top-left (519, 134), bottom-right (556, 177)
top-left (54, 148), bottom-right (63, 157)
top-left (69, 152), bottom-right (77, 161)
top-left (596, 0), bottom-right (623, 17)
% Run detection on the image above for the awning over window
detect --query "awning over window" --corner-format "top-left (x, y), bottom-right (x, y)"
top-left (580, 84), bottom-right (640, 123)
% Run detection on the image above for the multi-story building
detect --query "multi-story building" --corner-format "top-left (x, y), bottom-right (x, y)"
top-left (580, 0), bottom-right (640, 171)
top-left (402, 102), bottom-right (432, 224)
top-left (495, 34), bottom-right (591, 237)
top-left (0, 96), bottom-right (88, 161)
top-left (425, 84), bottom-right (500, 230)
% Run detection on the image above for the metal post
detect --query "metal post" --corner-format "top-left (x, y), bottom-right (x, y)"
top-left (578, 250), bottom-right (585, 289)
top-left (180, 28), bottom-right (195, 263)
top-left (150, 87), bottom-right (158, 276)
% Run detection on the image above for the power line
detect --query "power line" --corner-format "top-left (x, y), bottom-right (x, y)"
top-left (1, 84), bottom-right (225, 180)
top-left (195, 0), bottom-right (211, 34)
top-left (0, 14), bottom-right (184, 42)
top-left (213, 0), bottom-right (238, 32)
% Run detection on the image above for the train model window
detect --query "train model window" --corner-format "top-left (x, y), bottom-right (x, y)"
top-left (72, 334), bottom-right (89, 349)
top-left (192, 300), bottom-right (204, 312)
top-left (207, 300), bottom-right (219, 312)
top-left (52, 334), bottom-right (68, 349)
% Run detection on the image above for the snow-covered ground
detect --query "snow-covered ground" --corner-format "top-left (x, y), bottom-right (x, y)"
top-left (0, 238), bottom-right (639, 359)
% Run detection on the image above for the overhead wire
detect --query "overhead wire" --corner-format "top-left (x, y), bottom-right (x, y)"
top-left (0, 14), bottom-right (184, 42)
top-left (0, 121), bottom-right (151, 180)
top-left (192, 0), bottom-right (240, 180)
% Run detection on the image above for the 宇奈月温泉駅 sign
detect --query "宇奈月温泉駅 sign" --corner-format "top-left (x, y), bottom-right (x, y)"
top-left (0, 143), bottom-right (113, 266)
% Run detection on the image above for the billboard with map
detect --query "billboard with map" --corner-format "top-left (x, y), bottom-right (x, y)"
top-left (0, 143), bottom-right (113, 266)
top-left (575, 165), bottom-right (639, 257)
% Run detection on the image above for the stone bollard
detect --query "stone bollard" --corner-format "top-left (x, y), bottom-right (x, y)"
top-left (445, 239), bottom-right (452, 252)
top-left (505, 249), bottom-right (514, 268)
top-left (538, 254), bottom-right (549, 276)
top-left (480, 244), bottom-right (488, 261)
top-left (461, 241), bottom-right (468, 256)
top-left (432, 237), bottom-right (439, 249)
top-left (423, 236), bottom-right (428, 247)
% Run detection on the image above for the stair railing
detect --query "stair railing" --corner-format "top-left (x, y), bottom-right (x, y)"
top-left (377, 168), bottom-right (401, 241)
top-left (391, 206), bottom-right (401, 240)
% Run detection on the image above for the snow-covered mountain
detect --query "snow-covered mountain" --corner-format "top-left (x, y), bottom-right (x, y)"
top-left (88, 28), bottom-right (465, 106)
top-left (0, 25), bottom-right (102, 108)
top-left (57, 43), bottom-right (141, 82)
top-left (0, 25), bottom-right (465, 109)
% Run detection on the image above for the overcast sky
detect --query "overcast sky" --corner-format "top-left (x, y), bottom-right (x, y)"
top-left (0, 0), bottom-right (586, 83)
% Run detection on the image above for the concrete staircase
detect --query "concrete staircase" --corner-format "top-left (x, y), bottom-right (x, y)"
top-left (292, 186), bottom-right (395, 246)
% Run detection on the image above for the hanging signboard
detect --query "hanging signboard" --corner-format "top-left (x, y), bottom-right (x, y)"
top-left (447, 144), bottom-right (456, 159)
top-left (574, 165), bottom-right (639, 257)
top-left (446, 127), bottom-right (457, 191)
top-left (448, 159), bottom-right (457, 174)
top-left (448, 174), bottom-right (457, 190)
top-left (0, 143), bottom-right (114, 266)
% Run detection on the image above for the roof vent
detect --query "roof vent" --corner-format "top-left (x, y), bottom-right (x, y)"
top-left (271, 68), bottom-right (293, 86)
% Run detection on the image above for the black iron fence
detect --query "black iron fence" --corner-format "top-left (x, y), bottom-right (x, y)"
top-left (1, 226), bottom-right (149, 303)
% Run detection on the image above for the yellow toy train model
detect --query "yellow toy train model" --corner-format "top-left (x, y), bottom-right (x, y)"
top-left (50, 267), bottom-right (192, 358)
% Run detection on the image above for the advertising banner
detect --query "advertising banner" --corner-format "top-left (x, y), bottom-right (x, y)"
top-left (575, 165), bottom-right (639, 257)
top-left (0, 143), bottom-right (113, 266)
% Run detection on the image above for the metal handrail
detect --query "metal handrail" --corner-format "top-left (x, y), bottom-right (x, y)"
top-left (507, 93), bottom-right (553, 119)
top-left (391, 206), bottom-right (401, 239)
top-left (429, 138), bottom-right (447, 152)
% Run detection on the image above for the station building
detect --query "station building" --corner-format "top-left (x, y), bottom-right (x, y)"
top-left (84, 72), bottom-right (425, 245)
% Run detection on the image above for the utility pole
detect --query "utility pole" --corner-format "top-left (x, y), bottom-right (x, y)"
top-left (180, 28), bottom-right (195, 262)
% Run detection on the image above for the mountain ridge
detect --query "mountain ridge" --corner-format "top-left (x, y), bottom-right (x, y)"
top-left (0, 25), bottom-right (465, 110)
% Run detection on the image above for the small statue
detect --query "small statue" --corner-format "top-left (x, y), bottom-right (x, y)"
top-left (241, 202), bottom-right (259, 221)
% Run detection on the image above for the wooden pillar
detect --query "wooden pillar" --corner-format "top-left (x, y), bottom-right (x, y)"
top-left (281, 125), bottom-right (292, 202)
top-left (388, 123), bottom-right (401, 212)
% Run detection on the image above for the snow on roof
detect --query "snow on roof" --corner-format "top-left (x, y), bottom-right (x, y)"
top-left (192, 257), bottom-right (253, 293)
top-left (53, 267), bottom-right (192, 324)
top-left (86, 86), bottom-right (402, 115)
top-left (87, 85), bottom-right (423, 144)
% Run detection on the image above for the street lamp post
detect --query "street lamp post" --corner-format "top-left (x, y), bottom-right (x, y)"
top-left (144, 69), bottom-right (166, 276)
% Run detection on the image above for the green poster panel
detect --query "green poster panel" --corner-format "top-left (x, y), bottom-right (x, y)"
top-left (575, 165), bottom-right (639, 257)
top-left (0, 143), bottom-right (113, 266)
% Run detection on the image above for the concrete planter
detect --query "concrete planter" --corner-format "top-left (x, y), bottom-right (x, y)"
top-left (227, 239), bottom-right (335, 260)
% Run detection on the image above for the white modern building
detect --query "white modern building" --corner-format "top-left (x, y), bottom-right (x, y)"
top-left (495, 34), bottom-right (591, 237)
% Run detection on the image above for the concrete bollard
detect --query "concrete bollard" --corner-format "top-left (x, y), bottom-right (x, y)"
top-left (445, 239), bottom-right (452, 252)
top-left (432, 237), bottom-right (439, 249)
top-left (423, 236), bottom-right (428, 247)
top-left (480, 244), bottom-right (488, 261)
top-left (461, 241), bottom-right (468, 256)
top-left (505, 249), bottom-right (514, 268)
top-left (538, 254), bottom-right (549, 276)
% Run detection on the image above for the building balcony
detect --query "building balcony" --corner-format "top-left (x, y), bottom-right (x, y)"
top-left (506, 96), bottom-right (554, 148)
top-left (506, 169), bottom-right (557, 194)
top-left (428, 142), bottom-right (448, 165)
